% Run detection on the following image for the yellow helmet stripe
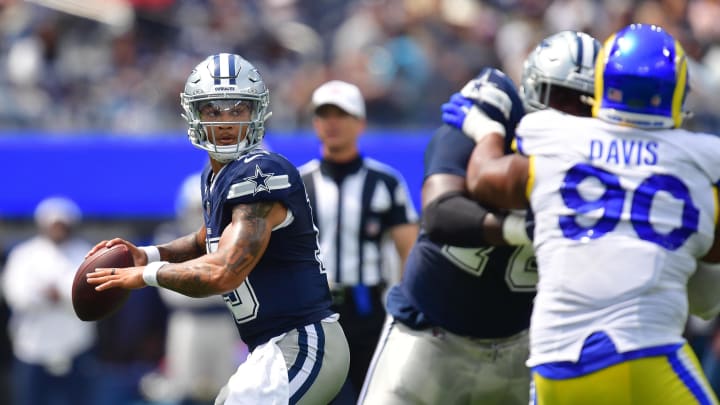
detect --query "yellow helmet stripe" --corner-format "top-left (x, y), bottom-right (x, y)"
top-left (592, 34), bottom-right (615, 118)
top-left (671, 39), bottom-right (687, 128)
top-left (713, 183), bottom-right (719, 226)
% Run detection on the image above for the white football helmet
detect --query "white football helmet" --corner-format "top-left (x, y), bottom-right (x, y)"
top-left (521, 31), bottom-right (600, 112)
top-left (181, 53), bottom-right (271, 163)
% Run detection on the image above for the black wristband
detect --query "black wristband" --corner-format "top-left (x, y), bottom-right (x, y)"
top-left (422, 191), bottom-right (489, 247)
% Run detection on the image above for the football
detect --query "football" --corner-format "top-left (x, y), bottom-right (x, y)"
top-left (72, 244), bottom-right (132, 321)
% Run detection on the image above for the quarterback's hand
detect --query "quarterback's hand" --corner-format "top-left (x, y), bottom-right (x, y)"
top-left (87, 266), bottom-right (146, 291)
top-left (85, 238), bottom-right (149, 266)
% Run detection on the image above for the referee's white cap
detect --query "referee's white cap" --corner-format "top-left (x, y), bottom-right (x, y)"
top-left (312, 80), bottom-right (366, 119)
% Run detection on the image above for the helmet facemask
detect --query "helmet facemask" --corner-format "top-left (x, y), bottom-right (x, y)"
top-left (181, 53), bottom-right (271, 163)
top-left (183, 97), bottom-right (267, 163)
top-left (520, 31), bottom-right (599, 114)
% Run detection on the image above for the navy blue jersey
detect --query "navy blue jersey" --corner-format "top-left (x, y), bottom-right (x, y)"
top-left (201, 148), bottom-right (334, 350)
top-left (387, 125), bottom-right (537, 338)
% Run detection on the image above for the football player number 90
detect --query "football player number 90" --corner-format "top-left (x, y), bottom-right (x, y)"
top-left (559, 163), bottom-right (699, 250)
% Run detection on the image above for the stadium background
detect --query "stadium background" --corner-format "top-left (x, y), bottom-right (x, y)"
top-left (1, 0), bottom-right (719, 403)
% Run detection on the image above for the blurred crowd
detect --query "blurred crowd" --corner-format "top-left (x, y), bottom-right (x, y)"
top-left (1, 0), bottom-right (719, 134)
top-left (1, 1), bottom-right (720, 404)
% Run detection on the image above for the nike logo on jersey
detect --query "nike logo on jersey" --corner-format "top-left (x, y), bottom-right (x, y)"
top-left (243, 154), bottom-right (263, 163)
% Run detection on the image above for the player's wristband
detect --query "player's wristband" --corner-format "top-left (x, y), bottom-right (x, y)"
top-left (502, 213), bottom-right (532, 246)
top-left (143, 261), bottom-right (168, 287)
top-left (140, 245), bottom-right (160, 264)
top-left (462, 105), bottom-right (506, 143)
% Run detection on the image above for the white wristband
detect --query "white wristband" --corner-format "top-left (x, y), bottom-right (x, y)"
top-left (502, 213), bottom-right (532, 246)
top-left (140, 246), bottom-right (160, 264)
top-left (143, 261), bottom-right (168, 287)
top-left (462, 105), bottom-right (506, 143)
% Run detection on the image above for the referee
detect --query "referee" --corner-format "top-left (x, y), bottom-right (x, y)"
top-left (299, 80), bottom-right (419, 403)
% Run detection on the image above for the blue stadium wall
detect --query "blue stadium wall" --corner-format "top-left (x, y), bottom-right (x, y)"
top-left (0, 131), bottom-right (432, 219)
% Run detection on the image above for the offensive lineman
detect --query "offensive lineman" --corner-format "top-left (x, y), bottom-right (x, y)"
top-left (359, 31), bottom-right (600, 405)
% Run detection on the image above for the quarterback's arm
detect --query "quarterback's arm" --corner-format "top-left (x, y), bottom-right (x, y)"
top-left (422, 173), bottom-right (507, 247)
top-left (88, 201), bottom-right (287, 297)
top-left (466, 133), bottom-right (529, 210)
top-left (154, 227), bottom-right (207, 263)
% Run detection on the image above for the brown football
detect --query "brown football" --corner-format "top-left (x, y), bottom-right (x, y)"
top-left (72, 244), bottom-right (132, 321)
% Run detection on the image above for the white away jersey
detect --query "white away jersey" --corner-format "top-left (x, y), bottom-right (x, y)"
top-left (515, 109), bottom-right (720, 366)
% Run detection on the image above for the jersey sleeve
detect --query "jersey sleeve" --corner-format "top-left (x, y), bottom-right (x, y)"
top-left (514, 109), bottom-right (568, 157)
top-left (424, 125), bottom-right (475, 178)
top-left (461, 67), bottom-right (525, 150)
top-left (224, 154), bottom-right (298, 205)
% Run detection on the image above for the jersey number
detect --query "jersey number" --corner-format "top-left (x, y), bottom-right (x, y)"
top-left (208, 238), bottom-right (259, 324)
top-left (559, 163), bottom-right (699, 249)
top-left (442, 244), bottom-right (537, 291)
top-left (223, 282), bottom-right (259, 324)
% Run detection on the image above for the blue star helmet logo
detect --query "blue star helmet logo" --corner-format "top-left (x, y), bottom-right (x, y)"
top-left (244, 164), bottom-right (274, 196)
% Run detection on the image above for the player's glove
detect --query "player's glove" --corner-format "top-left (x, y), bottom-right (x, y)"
top-left (441, 93), bottom-right (506, 143)
top-left (441, 92), bottom-right (472, 129)
top-left (442, 67), bottom-right (525, 147)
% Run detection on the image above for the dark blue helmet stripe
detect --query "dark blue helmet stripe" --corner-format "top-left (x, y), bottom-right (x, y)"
top-left (228, 54), bottom-right (237, 85)
top-left (593, 39), bottom-right (600, 66)
top-left (213, 54), bottom-right (221, 85)
top-left (575, 33), bottom-right (583, 73)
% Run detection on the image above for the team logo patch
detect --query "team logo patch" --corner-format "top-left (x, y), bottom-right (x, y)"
top-left (244, 164), bottom-right (274, 196)
top-left (227, 164), bottom-right (291, 199)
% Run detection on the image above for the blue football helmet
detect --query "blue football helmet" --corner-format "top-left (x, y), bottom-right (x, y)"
top-left (181, 53), bottom-right (271, 162)
top-left (593, 24), bottom-right (688, 129)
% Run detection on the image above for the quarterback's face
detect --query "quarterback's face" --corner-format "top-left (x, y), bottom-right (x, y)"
top-left (313, 105), bottom-right (364, 152)
top-left (199, 99), bottom-right (253, 145)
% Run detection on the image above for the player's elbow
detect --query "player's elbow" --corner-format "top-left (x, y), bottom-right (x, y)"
top-left (424, 210), bottom-right (456, 246)
top-left (211, 270), bottom-right (245, 295)
top-left (177, 263), bottom-right (239, 297)
top-left (466, 170), bottom-right (507, 209)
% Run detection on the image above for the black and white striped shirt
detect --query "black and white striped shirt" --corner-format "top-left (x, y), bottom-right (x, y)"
top-left (299, 156), bottom-right (418, 287)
